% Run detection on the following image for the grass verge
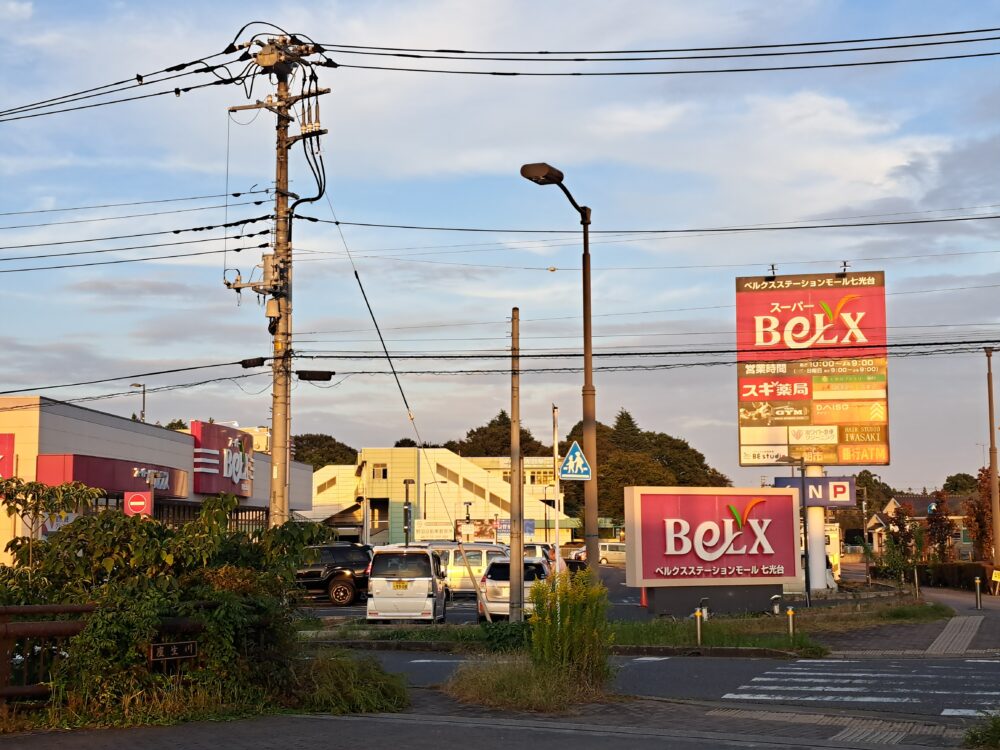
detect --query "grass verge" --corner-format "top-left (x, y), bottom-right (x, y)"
top-left (0, 649), bottom-right (407, 734)
top-left (444, 654), bottom-right (604, 712)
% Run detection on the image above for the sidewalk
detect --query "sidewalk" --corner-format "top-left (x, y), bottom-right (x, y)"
top-left (818, 586), bottom-right (1000, 657)
top-left (0, 688), bottom-right (970, 750)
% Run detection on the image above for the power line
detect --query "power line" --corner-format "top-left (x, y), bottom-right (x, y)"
top-left (321, 33), bottom-right (1000, 64)
top-left (0, 231), bottom-right (269, 263)
top-left (0, 358), bottom-right (269, 395)
top-left (0, 200), bottom-right (268, 232)
top-left (299, 210), bottom-right (1000, 235)
top-left (0, 73), bottom-right (263, 124)
top-left (0, 189), bottom-right (268, 218)
top-left (328, 49), bottom-right (1000, 77)
top-left (0, 241), bottom-right (269, 273)
top-left (318, 25), bottom-right (1000, 56)
top-left (0, 214), bottom-right (272, 251)
top-left (0, 50), bottom-right (236, 117)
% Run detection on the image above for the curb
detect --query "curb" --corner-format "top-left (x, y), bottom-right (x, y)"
top-left (300, 637), bottom-right (798, 659)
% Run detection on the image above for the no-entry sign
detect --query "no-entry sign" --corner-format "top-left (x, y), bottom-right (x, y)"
top-left (124, 491), bottom-right (152, 517)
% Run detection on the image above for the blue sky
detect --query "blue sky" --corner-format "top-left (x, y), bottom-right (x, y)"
top-left (3, 0), bottom-right (1000, 492)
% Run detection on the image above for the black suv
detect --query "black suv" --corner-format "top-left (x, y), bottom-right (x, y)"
top-left (296, 543), bottom-right (372, 606)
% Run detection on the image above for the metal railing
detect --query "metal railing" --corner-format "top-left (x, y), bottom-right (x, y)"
top-left (0, 604), bottom-right (205, 704)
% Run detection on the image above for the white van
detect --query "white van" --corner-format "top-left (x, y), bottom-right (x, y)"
top-left (427, 542), bottom-right (507, 596)
top-left (571, 542), bottom-right (627, 565)
top-left (366, 547), bottom-right (448, 622)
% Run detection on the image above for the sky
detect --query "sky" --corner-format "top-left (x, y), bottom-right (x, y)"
top-left (2, 0), bottom-right (1000, 493)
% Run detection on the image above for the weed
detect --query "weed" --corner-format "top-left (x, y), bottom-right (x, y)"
top-left (444, 654), bottom-right (602, 712)
top-left (965, 711), bottom-right (1000, 748)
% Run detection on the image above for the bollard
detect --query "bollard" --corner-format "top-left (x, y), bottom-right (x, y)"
top-left (786, 606), bottom-right (796, 641)
top-left (975, 577), bottom-right (983, 610)
top-left (913, 566), bottom-right (920, 602)
top-left (694, 607), bottom-right (703, 646)
top-left (699, 597), bottom-right (710, 621)
top-left (771, 594), bottom-right (782, 616)
top-left (640, 587), bottom-right (648, 608)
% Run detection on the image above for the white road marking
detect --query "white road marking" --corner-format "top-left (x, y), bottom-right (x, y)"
top-left (966, 659), bottom-right (1000, 663)
top-left (747, 682), bottom-right (1000, 697)
top-left (408, 659), bottom-right (466, 663)
top-left (723, 693), bottom-right (920, 703)
top-left (632, 656), bottom-right (671, 662)
top-left (739, 684), bottom-right (866, 693)
top-left (942, 709), bottom-right (986, 716)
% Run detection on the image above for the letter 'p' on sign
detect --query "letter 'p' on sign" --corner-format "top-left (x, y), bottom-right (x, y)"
top-left (829, 481), bottom-right (851, 504)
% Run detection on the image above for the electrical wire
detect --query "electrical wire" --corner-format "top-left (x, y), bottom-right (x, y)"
top-left (0, 200), bottom-right (267, 232)
top-left (0, 189), bottom-right (268, 218)
top-left (0, 230), bottom-right (270, 263)
top-left (0, 241), bottom-right (269, 273)
top-left (318, 25), bottom-right (1000, 56)
top-left (299, 211), bottom-right (1000, 236)
top-left (328, 49), bottom-right (1000, 77)
top-left (0, 358), bottom-right (269, 395)
top-left (0, 215), bottom-right (272, 251)
top-left (320, 33), bottom-right (1000, 63)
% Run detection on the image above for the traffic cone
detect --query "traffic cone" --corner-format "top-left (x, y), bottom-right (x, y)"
top-left (640, 587), bottom-right (648, 608)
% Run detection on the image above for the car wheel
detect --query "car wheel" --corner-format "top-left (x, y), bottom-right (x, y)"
top-left (600, 557), bottom-right (608, 565)
top-left (328, 579), bottom-right (356, 606)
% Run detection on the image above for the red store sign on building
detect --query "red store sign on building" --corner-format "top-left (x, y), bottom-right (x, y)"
top-left (191, 421), bottom-right (254, 497)
top-left (624, 487), bottom-right (801, 589)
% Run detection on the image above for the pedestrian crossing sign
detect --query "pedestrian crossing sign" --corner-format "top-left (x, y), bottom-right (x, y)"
top-left (559, 441), bottom-right (592, 481)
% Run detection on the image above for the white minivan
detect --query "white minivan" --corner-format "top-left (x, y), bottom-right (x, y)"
top-left (366, 547), bottom-right (448, 622)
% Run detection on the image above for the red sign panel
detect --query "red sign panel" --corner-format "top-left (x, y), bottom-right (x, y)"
top-left (35, 454), bottom-right (188, 498)
top-left (191, 421), bottom-right (254, 497)
top-left (735, 272), bottom-right (889, 467)
top-left (124, 491), bottom-right (152, 517)
top-left (0, 434), bottom-right (14, 479)
top-left (624, 487), bottom-right (801, 588)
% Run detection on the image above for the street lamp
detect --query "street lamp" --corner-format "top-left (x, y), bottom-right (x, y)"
top-left (130, 383), bottom-right (146, 423)
top-left (520, 162), bottom-right (599, 569)
top-left (423, 480), bottom-right (447, 521)
top-left (776, 455), bottom-right (811, 607)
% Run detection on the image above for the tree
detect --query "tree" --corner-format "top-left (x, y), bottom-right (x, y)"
top-left (943, 472), bottom-right (977, 495)
top-left (965, 467), bottom-right (994, 561)
top-left (886, 503), bottom-right (915, 550)
top-left (163, 419), bottom-right (188, 431)
top-left (292, 434), bottom-right (358, 470)
top-left (594, 451), bottom-right (675, 523)
top-left (926, 491), bottom-right (957, 561)
top-left (610, 409), bottom-right (646, 452)
top-left (856, 470), bottom-right (896, 510)
top-left (393, 438), bottom-right (417, 448)
top-left (444, 411), bottom-right (549, 457)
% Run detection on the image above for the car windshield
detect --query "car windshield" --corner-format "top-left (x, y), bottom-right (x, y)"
top-left (370, 552), bottom-right (432, 578)
top-left (485, 562), bottom-right (547, 582)
top-left (319, 547), bottom-right (370, 565)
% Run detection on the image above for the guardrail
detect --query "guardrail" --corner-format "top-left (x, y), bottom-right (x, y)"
top-left (0, 604), bottom-right (204, 704)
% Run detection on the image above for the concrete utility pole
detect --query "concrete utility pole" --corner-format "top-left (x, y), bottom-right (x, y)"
top-left (225, 38), bottom-right (328, 527)
top-left (510, 307), bottom-right (524, 622)
top-left (552, 404), bottom-right (561, 570)
top-left (986, 348), bottom-right (1000, 567)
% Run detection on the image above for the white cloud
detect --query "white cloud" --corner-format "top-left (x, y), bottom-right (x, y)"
top-left (0, 1), bottom-right (31, 21)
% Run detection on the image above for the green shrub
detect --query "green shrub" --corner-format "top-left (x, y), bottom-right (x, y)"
top-left (528, 569), bottom-right (612, 687)
top-left (479, 620), bottom-right (531, 652)
top-left (966, 712), bottom-right (1000, 748)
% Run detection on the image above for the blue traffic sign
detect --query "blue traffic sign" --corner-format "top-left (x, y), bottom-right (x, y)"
top-left (559, 441), bottom-right (592, 481)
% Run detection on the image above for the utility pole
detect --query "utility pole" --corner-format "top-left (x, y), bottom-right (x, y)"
top-left (986, 348), bottom-right (1000, 567)
top-left (225, 38), bottom-right (328, 527)
top-left (403, 479), bottom-right (414, 546)
top-left (510, 307), bottom-right (524, 622)
top-left (552, 404), bottom-right (561, 570)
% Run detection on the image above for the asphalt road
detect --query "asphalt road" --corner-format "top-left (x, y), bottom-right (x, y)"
top-left (371, 651), bottom-right (1000, 718)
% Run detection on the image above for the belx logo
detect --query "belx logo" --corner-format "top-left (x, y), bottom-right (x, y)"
top-left (664, 498), bottom-right (774, 562)
top-left (754, 294), bottom-right (867, 350)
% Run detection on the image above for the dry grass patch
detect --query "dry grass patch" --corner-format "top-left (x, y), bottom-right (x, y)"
top-left (444, 654), bottom-right (604, 712)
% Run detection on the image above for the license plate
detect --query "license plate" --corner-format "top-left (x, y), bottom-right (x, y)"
top-left (392, 581), bottom-right (409, 591)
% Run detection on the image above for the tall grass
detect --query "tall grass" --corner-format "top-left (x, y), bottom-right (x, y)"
top-left (444, 654), bottom-right (602, 712)
top-left (529, 569), bottom-right (612, 687)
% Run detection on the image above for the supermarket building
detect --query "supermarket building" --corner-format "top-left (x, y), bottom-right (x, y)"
top-left (0, 396), bottom-right (312, 563)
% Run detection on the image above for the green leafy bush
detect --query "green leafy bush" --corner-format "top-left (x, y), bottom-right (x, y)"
top-left (966, 712), bottom-right (1000, 748)
top-left (479, 620), bottom-right (531, 652)
top-left (0, 492), bottom-right (406, 728)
